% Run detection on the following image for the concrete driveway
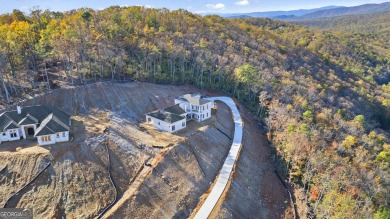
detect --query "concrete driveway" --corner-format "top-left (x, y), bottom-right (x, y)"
top-left (194, 97), bottom-right (243, 219)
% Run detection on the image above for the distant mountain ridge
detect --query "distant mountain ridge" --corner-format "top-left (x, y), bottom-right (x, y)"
top-left (216, 2), bottom-right (390, 20)
top-left (296, 2), bottom-right (390, 20)
top-left (217, 6), bottom-right (343, 18)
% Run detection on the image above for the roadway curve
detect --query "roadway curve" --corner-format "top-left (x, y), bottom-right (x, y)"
top-left (194, 97), bottom-right (243, 219)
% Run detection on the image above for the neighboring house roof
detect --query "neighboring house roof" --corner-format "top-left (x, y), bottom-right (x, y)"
top-left (34, 113), bottom-right (69, 136)
top-left (18, 115), bottom-right (38, 125)
top-left (0, 114), bottom-right (13, 131)
top-left (0, 105), bottom-right (71, 135)
top-left (176, 94), bottom-right (210, 105)
top-left (163, 104), bottom-right (186, 115)
top-left (34, 126), bottom-right (55, 136)
top-left (147, 110), bottom-right (185, 124)
top-left (4, 122), bottom-right (19, 130)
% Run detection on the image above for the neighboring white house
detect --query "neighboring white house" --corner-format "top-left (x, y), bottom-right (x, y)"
top-left (146, 105), bottom-right (187, 133)
top-left (146, 93), bottom-right (212, 133)
top-left (174, 94), bottom-right (212, 122)
top-left (0, 105), bottom-right (71, 146)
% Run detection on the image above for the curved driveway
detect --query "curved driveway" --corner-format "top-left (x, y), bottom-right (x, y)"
top-left (194, 97), bottom-right (243, 219)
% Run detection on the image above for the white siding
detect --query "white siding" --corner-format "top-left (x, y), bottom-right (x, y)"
top-left (55, 131), bottom-right (69, 142)
top-left (170, 119), bottom-right (186, 133)
top-left (0, 129), bottom-right (21, 142)
top-left (0, 131), bottom-right (12, 142)
top-left (146, 115), bottom-right (186, 133)
top-left (196, 102), bottom-right (212, 122)
top-left (37, 134), bottom-right (56, 145)
top-left (37, 131), bottom-right (69, 145)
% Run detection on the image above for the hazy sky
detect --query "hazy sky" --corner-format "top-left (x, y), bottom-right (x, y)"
top-left (1, 0), bottom-right (389, 14)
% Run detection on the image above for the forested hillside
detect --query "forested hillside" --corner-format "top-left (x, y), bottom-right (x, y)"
top-left (294, 12), bottom-right (390, 64)
top-left (0, 7), bottom-right (389, 218)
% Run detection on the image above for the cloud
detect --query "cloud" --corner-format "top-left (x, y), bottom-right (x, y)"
top-left (206, 3), bottom-right (225, 10)
top-left (234, 0), bottom-right (249, 6)
top-left (143, 4), bottom-right (154, 9)
top-left (135, 4), bottom-right (154, 9)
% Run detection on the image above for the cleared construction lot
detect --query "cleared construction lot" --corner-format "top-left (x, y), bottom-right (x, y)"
top-left (0, 82), bottom-right (291, 218)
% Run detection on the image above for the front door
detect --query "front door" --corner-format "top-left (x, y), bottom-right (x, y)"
top-left (27, 128), bottom-right (34, 136)
top-left (24, 126), bottom-right (35, 138)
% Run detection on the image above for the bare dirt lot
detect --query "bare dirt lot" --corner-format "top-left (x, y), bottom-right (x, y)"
top-left (0, 82), bottom-right (291, 218)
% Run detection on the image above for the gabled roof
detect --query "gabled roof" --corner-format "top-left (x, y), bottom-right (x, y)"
top-left (4, 121), bottom-right (19, 130)
top-left (34, 113), bottom-right (70, 137)
top-left (147, 110), bottom-right (185, 124)
top-left (34, 126), bottom-right (54, 136)
top-left (0, 105), bottom-right (71, 134)
top-left (163, 104), bottom-right (186, 115)
top-left (0, 114), bottom-right (13, 131)
top-left (18, 114), bottom-right (38, 125)
top-left (176, 94), bottom-right (210, 106)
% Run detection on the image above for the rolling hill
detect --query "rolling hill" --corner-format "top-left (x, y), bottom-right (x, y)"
top-left (296, 2), bottom-right (390, 20)
top-left (219, 2), bottom-right (390, 20)
top-left (219, 6), bottom-right (343, 18)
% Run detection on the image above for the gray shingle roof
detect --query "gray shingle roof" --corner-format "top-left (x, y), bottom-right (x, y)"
top-left (34, 126), bottom-right (54, 136)
top-left (147, 110), bottom-right (185, 124)
top-left (34, 113), bottom-right (70, 137)
top-left (4, 122), bottom-right (18, 130)
top-left (163, 104), bottom-right (186, 115)
top-left (177, 94), bottom-right (210, 105)
top-left (18, 115), bottom-right (38, 125)
top-left (0, 105), bottom-right (71, 135)
top-left (0, 114), bottom-right (13, 131)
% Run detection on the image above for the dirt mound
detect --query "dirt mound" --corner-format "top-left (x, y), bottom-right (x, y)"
top-left (0, 82), bottom-right (290, 218)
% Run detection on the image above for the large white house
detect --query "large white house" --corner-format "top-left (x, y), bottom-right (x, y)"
top-left (145, 94), bottom-right (212, 133)
top-left (175, 94), bottom-right (212, 122)
top-left (0, 105), bottom-right (71, 146)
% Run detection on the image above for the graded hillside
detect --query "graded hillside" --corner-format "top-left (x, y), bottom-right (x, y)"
top-left (0, 82), bottom-right (290, 218)
top-left (0, 6), bottom-right (389, 218)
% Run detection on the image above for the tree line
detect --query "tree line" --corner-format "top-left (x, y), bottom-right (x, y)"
top-left (0, 6), bottom-right (389, 218)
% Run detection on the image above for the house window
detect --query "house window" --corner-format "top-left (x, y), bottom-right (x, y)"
top-left (158, 122), bottom-right (160, 125)
top-left (172, 125), bottom-right (175, 131)
top-left (62, 132), bottom-right (66, 137)
top-left (42, 135), bottom-right (51, 142)
top-left (202, 114), bottom-right (204, 119)
top-left (56, 133), bottom-right (60, 138)
top-left (207, 104), bottom-right (208, 109)
top-left (203, 106), bottom-right (205, 110)
top-left (182, 122), bottom-right (185, 127)
top-left (10, 130), bottom-right (17, 138)
top-left (2, 132), bottom-right (5, 136)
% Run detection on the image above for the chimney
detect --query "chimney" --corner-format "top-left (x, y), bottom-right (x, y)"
top-left (17, 106), bottom-right (22, 114)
